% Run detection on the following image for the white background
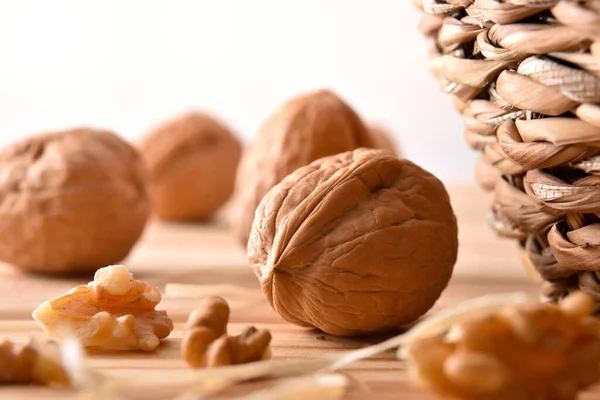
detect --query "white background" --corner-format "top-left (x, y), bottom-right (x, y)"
top-left (0, 0), bottom-right (475, 183)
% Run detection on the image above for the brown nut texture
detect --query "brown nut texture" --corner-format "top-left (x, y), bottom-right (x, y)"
top-left (0, 338), bottom-right (69, 387)
top-left (230, 89), bottom-right (377, 245)
top-left (406, 291), bottom-right (600, 400)
top-left (181, 295), bottom-right (272, 368)
top-left (248, 148), bottom-right (458, 336)
top-left (32, 265), bottom-right (174, 351)
top-left (0, 127), bottom-right (149, 274)
top-left (139, 112), bottom-right (242, 221)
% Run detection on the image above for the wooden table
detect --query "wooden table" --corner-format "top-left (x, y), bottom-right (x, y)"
top-left (0, 185), bottom-right (598, 399)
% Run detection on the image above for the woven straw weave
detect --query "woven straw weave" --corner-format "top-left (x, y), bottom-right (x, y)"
top-left (414, 0), bottom-right (600, 300)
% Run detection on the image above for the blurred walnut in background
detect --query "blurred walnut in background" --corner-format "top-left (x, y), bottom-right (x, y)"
top-left (139, 112), bottom-right (242, 221)
top-left (230, 89), bottom-right (385, 246)
top-left (0, 128), bottom-right (149, 274)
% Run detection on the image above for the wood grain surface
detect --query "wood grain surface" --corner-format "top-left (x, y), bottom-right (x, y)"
top-left (0, 185), bottom-right (598, 399)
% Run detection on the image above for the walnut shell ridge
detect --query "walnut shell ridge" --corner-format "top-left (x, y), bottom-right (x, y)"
top-left (230, 89), bottom-right (375, 245)
top-left (139, 112), bottom-right (242, 221)
top-left (248, 148), bottom-right (458, 336)
top-left (0, 128), bottom-right (149, 274)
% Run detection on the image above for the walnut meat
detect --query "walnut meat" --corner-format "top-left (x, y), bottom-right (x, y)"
top-left (0, 128), bottom-right (149, 274)
top-left (248, 148), bottom-right (458, 336)
top-left (32, 265), bottom-right (174, 351)
top-left (406, 291), bottom-right (600, 400)
top-left (0, 339), bottom-right (69, 387)
top-left (139, 112), bottom-right (242, 221)
top-left (230, 90), bottom-right (376, 245)
top-left (181, 295), bottom-right (272, 368)
top-left (368, 124), bottom-right (399, 155)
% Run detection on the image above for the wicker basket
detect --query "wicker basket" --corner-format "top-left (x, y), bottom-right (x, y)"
top-left (413, 0), bottom-right (600, 301)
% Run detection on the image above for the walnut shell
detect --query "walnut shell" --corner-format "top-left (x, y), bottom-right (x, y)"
top-left (139, 112), bottom-right (242, 221)
top-left (0, 128), bottom-right (149, 274)
top-left (248, 148), bottom-right (458, 336)
top-left (230, 90), bottom-right (376, 245)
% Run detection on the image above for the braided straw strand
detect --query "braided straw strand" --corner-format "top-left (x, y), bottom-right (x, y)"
top-left (414, 0), bottom-right (600, 300)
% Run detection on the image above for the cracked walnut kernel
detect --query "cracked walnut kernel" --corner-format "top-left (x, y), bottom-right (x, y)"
top-left (406, 291), bottom-right (600, 400)
top-left (32, 265), bottom-right (173, 351)
top-left (0, 339), bottom-right (69, 387)
top-left (181, 296), bottom-right (272, 368)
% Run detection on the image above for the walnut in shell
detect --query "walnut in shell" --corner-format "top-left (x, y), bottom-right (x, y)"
top-left (139, 112), bottom-right (242, 221)
top-left (230, 89), bottom-right (377, 245)
top-left (32, 265), bottom-right (173, 351)
top-left (248, 148), bottom-right (458, 336)
top-left (0, 128), bottom-right (149, 274)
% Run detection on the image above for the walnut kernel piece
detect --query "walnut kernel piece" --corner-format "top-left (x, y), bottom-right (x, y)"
top-left (406, 291), bottom-right (600, 400)
top-left (181, 296), bottom-right (272, 368)
top-left (0, 339), bottom-right (69, 387)
top-left (249, 148), bottom-right (458, 336)
top-left (32, 265), bottom-right (173, 351)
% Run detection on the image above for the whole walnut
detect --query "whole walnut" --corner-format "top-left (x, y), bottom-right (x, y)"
top-left (230, 89), bottom-right (376, 245)
top-left (0, 128), bottom-right (149, 274)
top-left (248, 148), bottom-right (458, 336)
top-left (139, 112), bottom-right (242, 221)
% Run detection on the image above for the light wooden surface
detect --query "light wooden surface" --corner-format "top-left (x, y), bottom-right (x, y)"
top-left (0, 185), bottom-right (598, 399)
